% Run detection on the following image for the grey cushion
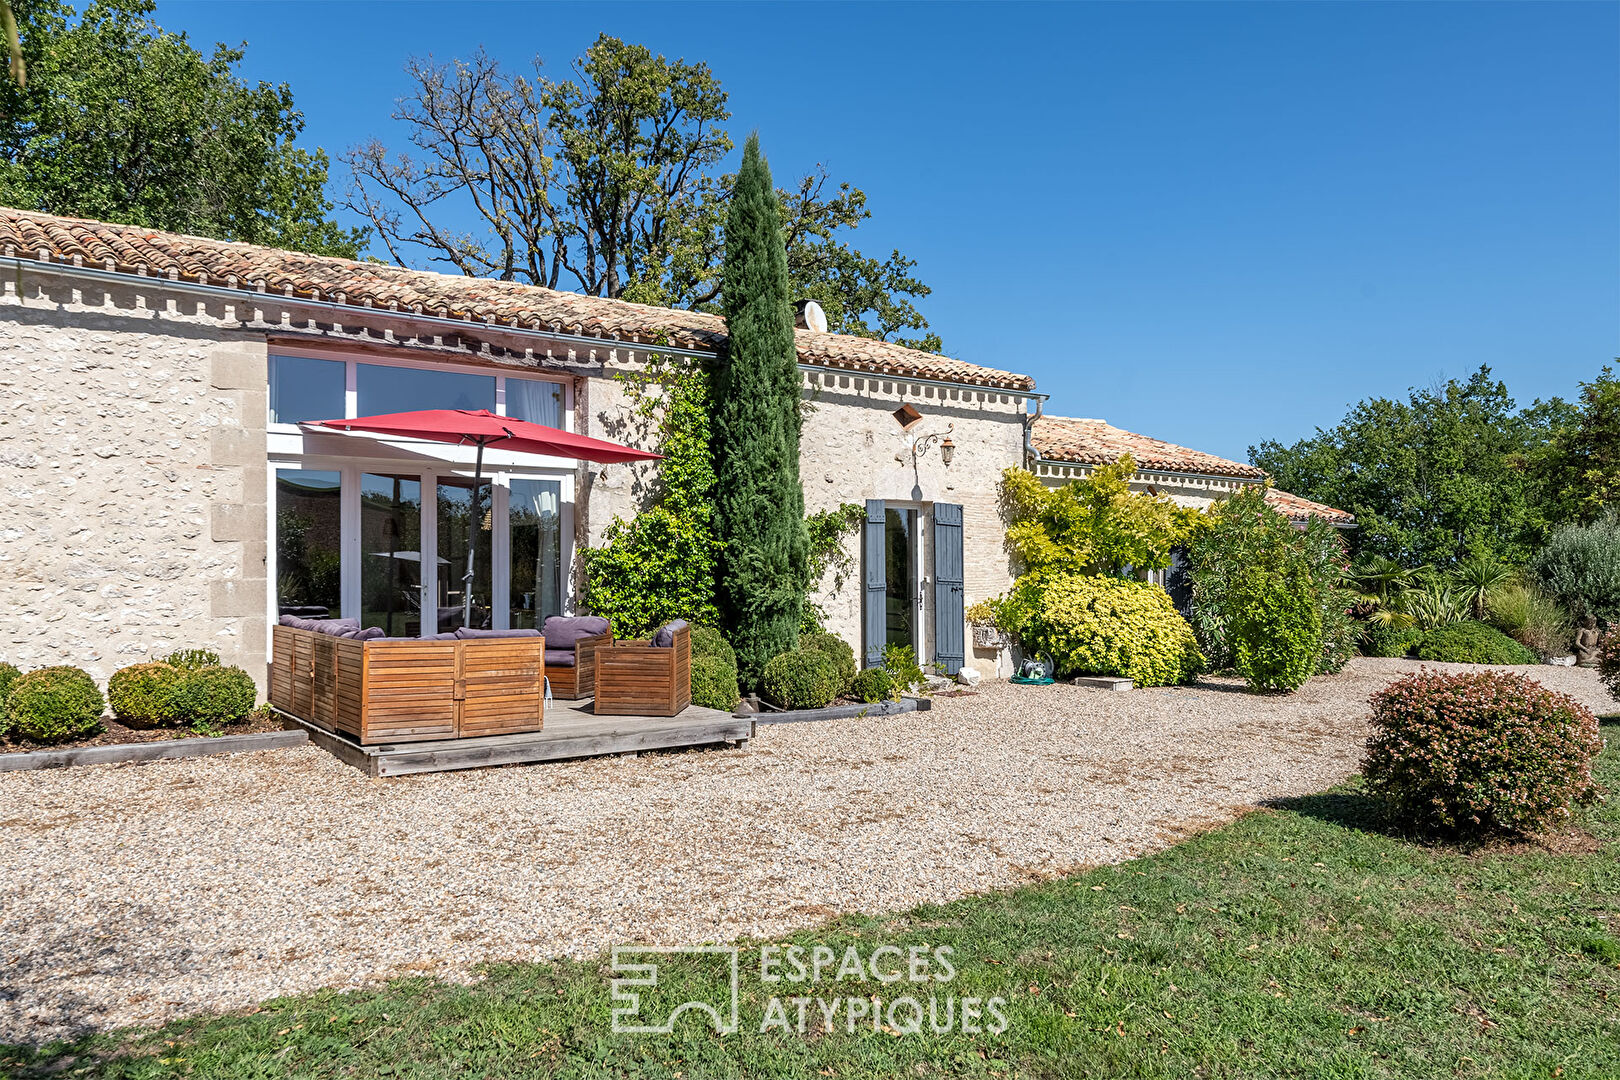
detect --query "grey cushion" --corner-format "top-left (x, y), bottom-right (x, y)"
top-left (455, 627), bottom-right (542, 640)
top-left (544, 649), bottom-right (576, 667)
top-left (652, 619), bottom-right (689, 649)
top-left (348, 626), bottom-right (387, 641)
top-left (429, 632), bottom-right (459, 640)
top-left (542, 615), bottom-right (611, 650)
top-left (280, 615), bottom-right (363, 637)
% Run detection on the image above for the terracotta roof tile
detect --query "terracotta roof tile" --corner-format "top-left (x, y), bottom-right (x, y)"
top-left (1031, 415), bottom-right (1267, 480)
top-left (1264, 487), bottom-right (1356, 525)
top-left (0, 206), bottom-right (1036, 392)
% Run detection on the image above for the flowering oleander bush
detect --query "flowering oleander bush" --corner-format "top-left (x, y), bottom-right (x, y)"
top-left (1413, 620), bottom-right (1538, 666)
top-left (999, 571), bottom-right (1203, 687)
top-left (108, 662), bottom-right (185, 728)
top-left (1363, 670), bottom-right (1604, 837)
top-left (6, 666), bottom-right (105, 743)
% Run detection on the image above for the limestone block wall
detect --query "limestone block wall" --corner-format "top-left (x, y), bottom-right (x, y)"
top-left (0, 279), bottom-right (269, 690)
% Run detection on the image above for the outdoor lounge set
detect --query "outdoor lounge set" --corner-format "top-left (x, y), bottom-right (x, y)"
top-left (270, 615), bottom-right (695, 745)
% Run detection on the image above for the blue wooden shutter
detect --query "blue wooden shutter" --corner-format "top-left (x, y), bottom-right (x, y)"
top-left (863, 500), bottom-right (886, 667)
top-left (933, 503), bottom-right (965, 675)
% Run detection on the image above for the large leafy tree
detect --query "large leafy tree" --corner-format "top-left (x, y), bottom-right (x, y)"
top-left (1539, 366), bottom-right (1620, 523)
top-left (345, 37), bottom-right (939, 350)
top-left (1251, 366), bottom-right (1576, 567)
top-left (0, 0), bottom-right (362, 257)
top-left (711, 135), bottom-right (809, 684)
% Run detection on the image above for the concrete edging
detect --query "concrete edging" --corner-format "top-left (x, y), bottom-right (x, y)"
top-left (0, 729), bottom-right (309, 773)
top-left (744, 696), bottom-right (931, 726)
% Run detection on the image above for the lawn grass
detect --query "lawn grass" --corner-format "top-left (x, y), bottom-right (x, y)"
top-left (6, 721), bottom-right (1618, 1080)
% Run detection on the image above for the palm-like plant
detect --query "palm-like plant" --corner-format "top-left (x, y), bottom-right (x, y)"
top-left (1399, 579), bottom-right (1466, 630)
top-left (1450, 556), bottom-right (1513, 621)
top-left (1350, 555), bottom-right (1422, 606)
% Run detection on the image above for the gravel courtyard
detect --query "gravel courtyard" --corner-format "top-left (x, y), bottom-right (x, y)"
top-left (1, 657), bottom-right (1613, 1044)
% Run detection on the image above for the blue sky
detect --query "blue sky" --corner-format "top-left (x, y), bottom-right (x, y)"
top-left (164, 0), bottom-right (1617, 462)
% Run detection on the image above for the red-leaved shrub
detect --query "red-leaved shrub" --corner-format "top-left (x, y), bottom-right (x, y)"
top-left (1363, 670), bottom-right (1604, 837)
top-left (1599, 629), bottom-right (1620, 703)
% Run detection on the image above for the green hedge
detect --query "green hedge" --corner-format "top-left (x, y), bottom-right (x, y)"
top-left (108, 662), bottom-right (185, 728)
top-left (7, 666), bottom-right (105, 743)
top-left (1414, 620), bottom-right (1539, 666)
top-left (1360, 623), bottom-right (1421, 658)
top-left (762, 649), bottom-right (840, 710)
top-left (1001, 572), bottom-right (1203, 687)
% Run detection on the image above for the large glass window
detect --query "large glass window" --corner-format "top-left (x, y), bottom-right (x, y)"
top-left (507, 378), bottom-right (564, 427)
top-left (275, 470), bottom-right (342, 618)
top-left (270, 355), bottom-right (345, 424)
top-left (885, 508), bottom-right (918, 652)
top-left (509, 479), bottom-right (562, 630)
top-left (357, 363), bottom-right (494, 417)
top-left (360, 474), bottom-right (423, 637)
top-left (436, 478), bottom-right (493, 632)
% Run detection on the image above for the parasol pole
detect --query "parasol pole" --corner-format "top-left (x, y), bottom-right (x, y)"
top-left (462, 436), bottom-right (487, 630)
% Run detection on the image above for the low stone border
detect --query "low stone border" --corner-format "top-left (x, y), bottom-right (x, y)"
top-left (0, 729), bottom-right (309, 773)
top-left (743, 696), bottom-right (931, 726)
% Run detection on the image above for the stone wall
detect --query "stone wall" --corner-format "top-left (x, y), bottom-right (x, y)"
top-left (0, 276), bottom-right (269, 690)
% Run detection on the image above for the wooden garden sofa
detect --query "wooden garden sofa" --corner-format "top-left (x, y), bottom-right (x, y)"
top-left (270, 619), bottom-right (546, 744)
top-left (541, 615), bottom-right (613, 700)
top-left (594, 620), bottom-right (692, 717)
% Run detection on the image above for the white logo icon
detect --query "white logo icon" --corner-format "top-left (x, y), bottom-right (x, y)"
top-left (610, 945), bottom-right (740, 1034)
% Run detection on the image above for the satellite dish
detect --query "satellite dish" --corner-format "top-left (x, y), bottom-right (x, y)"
top-left (795, 299), bottom-right (829, 333)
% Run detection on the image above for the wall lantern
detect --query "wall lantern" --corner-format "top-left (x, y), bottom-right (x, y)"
top-left (940, 436), bottom-right (955, 465)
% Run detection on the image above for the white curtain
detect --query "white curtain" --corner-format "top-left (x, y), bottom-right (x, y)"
top-left (507, 378), bottom-right (563, 427)
top-left (514, 480), bottom-right (562, 620)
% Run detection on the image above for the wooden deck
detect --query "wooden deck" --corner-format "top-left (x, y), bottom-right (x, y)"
top-left (279, 699), bottom-right (753, 777)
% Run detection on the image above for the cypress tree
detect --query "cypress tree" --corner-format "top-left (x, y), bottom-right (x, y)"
top-left (713, 133), bottom-right (809, 684)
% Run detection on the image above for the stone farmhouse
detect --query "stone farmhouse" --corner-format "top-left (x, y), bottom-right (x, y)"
top-left (0, 207), bottom-right (1348, 691)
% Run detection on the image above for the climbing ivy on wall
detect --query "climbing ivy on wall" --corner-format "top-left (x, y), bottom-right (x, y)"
top-left (581, 362), bottom-right (722, 638)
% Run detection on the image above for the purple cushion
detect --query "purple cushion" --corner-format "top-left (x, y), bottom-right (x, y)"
top-left (454, 627), bottom-right (542, 640)
top-left (542, 616), bottom-right (611, 649)
top-left (652, 619), bottom-right (689, 649)
top-left (279, 615), bottom-right (363, 636)
top-left (544, 649), bottom-right (576, 667)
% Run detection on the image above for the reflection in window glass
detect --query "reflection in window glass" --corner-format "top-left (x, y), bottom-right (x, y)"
top-left (507, 378), bottom-right (563, 427)
top-left (509, 479), bottom-right (562, 629)
top-left (275, 470), bottom-right (342, 618)
top-left (360, 474), bottom-right (423, 637)
top-left (884, 508), bottom-right (917, 652)
top-left (436, 477), bottom-right (493, 632)
top-left (269, 355), bottom-right (345, 424)
top-left (357, 364), bottom-right (494, 417)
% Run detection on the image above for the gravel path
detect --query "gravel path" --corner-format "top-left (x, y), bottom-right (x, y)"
top-left (1, 658), bottom-right (1613, 1044)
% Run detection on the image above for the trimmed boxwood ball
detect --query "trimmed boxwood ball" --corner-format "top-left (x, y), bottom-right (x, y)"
top-left (849, 667), bottom-right (894, 704)
top-left (1414, 620), bottom-right (1538, 665)
top-left (691, 654), bottom-right (741, 711)
top-left (7, 666), bottom-right (105, 743)
top-left (1363, 670), bottom-right (1603, 837)
top-left (108, 662), bottom-right (185, 728)
top-left (761, 649), bottom-right (841, 710)
top-left (690, 625), bottom-right (738, 671)
top-left (166, 666), bottom-right (257, 726)
top-left (1360, 622), bottom-right (1421, 659)
top-left (800, 631), bottom-right (856, 693)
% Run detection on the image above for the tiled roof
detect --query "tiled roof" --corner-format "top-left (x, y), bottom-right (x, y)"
top-left (1264, 487), bottom-right (1356, 525)
top-left (0, 206), bottom-right (1036, 392)
top-left (1030, 415), bottom-right (1268, 480)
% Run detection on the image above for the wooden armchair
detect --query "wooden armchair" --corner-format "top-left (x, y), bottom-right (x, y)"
top-left (541, 615), bottom-right (613, 700)
top-left (594, 621), bottom-right (692, 717)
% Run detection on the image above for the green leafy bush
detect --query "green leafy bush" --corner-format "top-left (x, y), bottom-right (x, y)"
top-left (1414, 621), bottom-right (1538, 666)
top-left (801, 632), bottom-right (856, 694)
top-left (690, 625), bottom-right (738, 671)
top-left (691, 655), bottom-right (741, 711)
top-left (881, 643), bottom-right (926, 696)
top-left (7, 666), bottom-right (105, 743)
top-left (166, 666), bottom-right (256, 728)
top-left (999, 572), bottom-right (1202, 687)
top-left (159, 648), bottom-right (222, 672)
top-left (108, 662), bottom-right (184, 728)
top-left (1230, 564), bottom-right (1323, 692)
top-left (1533, 513), bottom-right (1620, 624)
top-left (761, 649), bottom-right (840, 710)
top-left (1597, 630), bottom-right (1619, 702)
top-left (1361, 623), bottom-right (1420, 658)
top-left (0, 661), bottom-right (20, 706)
top-left (1363, 670), bottom-right (1603, 837)
top-left (849, 667), bottom-right (894, 704)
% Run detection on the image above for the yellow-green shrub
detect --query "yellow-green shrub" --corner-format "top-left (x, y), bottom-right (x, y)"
top-left (1001, 572), bottom-right (1203, 687)
top-left (108, 662), bottom-right (185, 728)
